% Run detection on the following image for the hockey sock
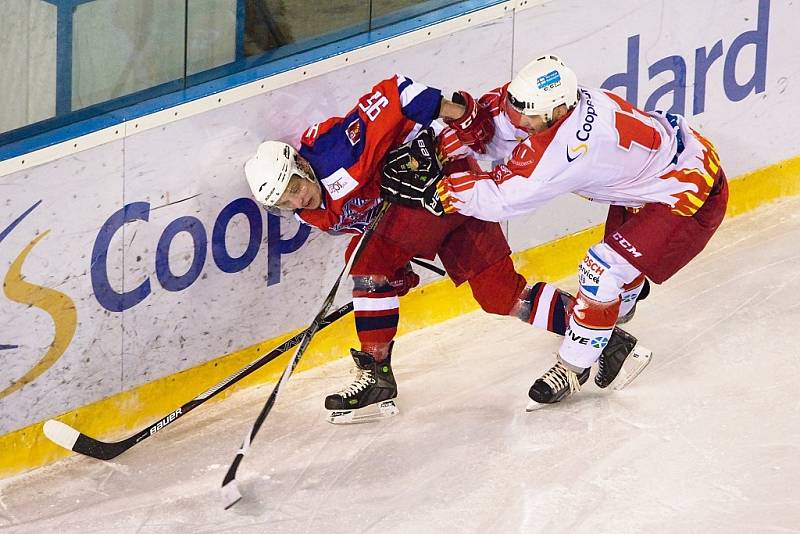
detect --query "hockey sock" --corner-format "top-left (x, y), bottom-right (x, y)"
top-left (353, 275), bottom-right (399, 361)
top-left (618, 274), bottom-right (646, 320)
top-left (512, 282), bottom-right (574, 335)
top-left (559, 291), bottom-right (621, 369)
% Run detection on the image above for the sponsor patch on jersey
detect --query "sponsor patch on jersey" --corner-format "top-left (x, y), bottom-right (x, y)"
top-left (537, 70), bottom-right (561, 90)
top-left (509, 143), bottom-right (536, 168)
top-left (345, 118), bottom-right (362, 146)
top-left (321, 167), bottom-right (359, 200)
top-left (566, 143), bottom-right (588, 162)
top-left (580, 282), bottom-right (599, 296)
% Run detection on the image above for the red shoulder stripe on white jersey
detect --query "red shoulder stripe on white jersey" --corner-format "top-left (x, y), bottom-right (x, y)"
top-left (479, 85), bottom-right (506, 118)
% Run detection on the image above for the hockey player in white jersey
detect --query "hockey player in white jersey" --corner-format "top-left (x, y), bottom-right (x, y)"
top-left (246, 74), bottom-right (638, 424)
top-left (386, 55), bottom-right (728, 407)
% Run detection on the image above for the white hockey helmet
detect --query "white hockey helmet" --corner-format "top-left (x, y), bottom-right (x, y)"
top-left (244, 141), bottom-right (313, 208)
top-left (506, 55), bottom-right (578, 124)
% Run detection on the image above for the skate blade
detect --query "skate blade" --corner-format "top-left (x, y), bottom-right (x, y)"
top-left (327, 399), bottom-right (399, 424)
top-left (525, 400), bottom-right (550, 412)
top-left (611, 346), bottom-right (653, 391)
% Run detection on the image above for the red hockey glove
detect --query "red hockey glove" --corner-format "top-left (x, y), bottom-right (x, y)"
top-left (444, 91), bottom-right (495, 153)
top-left (389, 263), bottom-right (420, 297)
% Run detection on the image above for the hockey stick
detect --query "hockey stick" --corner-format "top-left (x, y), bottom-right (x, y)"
top-left (221, 203), bottom-right (391, 509)
top-left (409, 257), bottom-right (445, 276)
top-left (42, 302), bottom-right (354, 461)
top-left (41, 256), bottom-right (442, 461)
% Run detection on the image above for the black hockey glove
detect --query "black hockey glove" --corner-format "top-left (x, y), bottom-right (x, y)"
top-left (381, 127), bottom-right (445, 216)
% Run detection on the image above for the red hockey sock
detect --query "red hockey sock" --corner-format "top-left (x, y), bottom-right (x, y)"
top-left (353, 275), bottom-right (399, 361)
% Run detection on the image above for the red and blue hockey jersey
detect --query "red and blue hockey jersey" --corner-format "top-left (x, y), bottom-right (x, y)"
top-left (295, 75), bottom-right (442, 234)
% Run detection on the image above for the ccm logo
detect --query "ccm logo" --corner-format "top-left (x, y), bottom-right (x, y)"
top-left (611, 232), bottom-right (643, 258)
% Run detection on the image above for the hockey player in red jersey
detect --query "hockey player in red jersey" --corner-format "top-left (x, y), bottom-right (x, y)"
top-left (389, 56), bottom-right (728, 407)
top-left (245, 74), bottom-right (637, 423)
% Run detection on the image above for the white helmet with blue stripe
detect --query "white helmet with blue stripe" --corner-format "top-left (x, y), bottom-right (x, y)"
top-left (506, 55), bottom-right (578, 124)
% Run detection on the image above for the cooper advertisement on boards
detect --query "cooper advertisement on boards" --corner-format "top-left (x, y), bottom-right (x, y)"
top-left (1, 0), bottom-right (795, 434)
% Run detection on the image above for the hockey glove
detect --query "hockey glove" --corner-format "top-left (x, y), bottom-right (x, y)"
top-left (444, 91), bottom-right (495, 153)
top-left (381, 127), bottom-right (445, 217)
top-left (389, 263), bottom-right (420, 297)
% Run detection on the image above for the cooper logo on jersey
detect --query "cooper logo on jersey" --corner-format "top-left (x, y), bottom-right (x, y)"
top-left (566, 143), bottom-right (588, 162)
top-left (321, 168), bottom-right (359, 200)
top-left (575, 89), bottom-right (597, 143)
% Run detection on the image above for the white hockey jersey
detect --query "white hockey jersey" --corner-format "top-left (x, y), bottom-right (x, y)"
top-left (439, 85), bottom-right (722, 222)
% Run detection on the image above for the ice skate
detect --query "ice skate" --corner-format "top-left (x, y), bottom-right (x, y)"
top-left (526, 356), bottom-right (590, 410)
top-left (325, 347), bottom-right (399, 424)
top-left (595, 327), bottom-right (653, 390)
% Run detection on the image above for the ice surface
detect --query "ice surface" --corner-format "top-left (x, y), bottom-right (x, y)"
top-left (2, 197), bottom-right (800, 534)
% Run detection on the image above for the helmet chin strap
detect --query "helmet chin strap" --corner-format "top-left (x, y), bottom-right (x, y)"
top-left (543, 105), bottom-right (564, 128)
top-left (542, 104), bottom-right (575, 129)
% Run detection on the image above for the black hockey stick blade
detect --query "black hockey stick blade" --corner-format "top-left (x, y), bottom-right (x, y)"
top-left (42, 302), bottom-right (354, 460)
top-left (222, 459), bottom-right (244, 509)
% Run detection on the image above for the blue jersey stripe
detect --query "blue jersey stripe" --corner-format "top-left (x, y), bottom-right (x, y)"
top-left (298, 111), bottom-right (364, 179)
top-left (397, 75), bottom-right (413, 95)
top-left (588, 247), bottom-right (611, 269)
top-left (400, 86), bottom-right (442, 125)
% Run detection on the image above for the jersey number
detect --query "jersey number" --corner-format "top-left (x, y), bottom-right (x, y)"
top-left (359, 91), bottom-right (389, 121)
top-left (605, 91), bottom-right (661, 152)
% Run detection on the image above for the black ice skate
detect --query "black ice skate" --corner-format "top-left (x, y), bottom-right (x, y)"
top-left (596, 327), bottom-right (653, 390)
top-left (325, 347), bottom-right (399, 424)
top-left (526, 357), bottom-right (590, 410)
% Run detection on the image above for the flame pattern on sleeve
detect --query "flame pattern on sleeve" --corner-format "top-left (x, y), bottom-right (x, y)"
top-left (659, 128), bottom-right (722, 216)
